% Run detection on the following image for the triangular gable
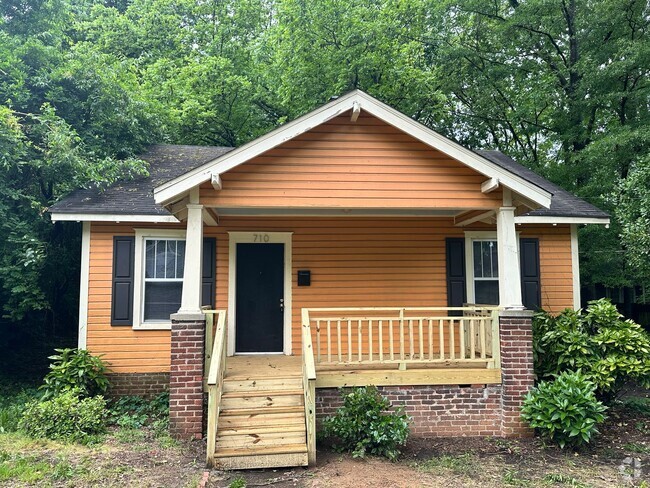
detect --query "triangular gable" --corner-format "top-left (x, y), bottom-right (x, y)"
top-left (153, 90), bottom-right (552, 208)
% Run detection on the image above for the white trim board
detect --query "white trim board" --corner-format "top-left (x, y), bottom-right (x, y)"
top-left (514, 216), bottom-right (609, 225)
top-left (50, 212), bottom-right (179, 223)
top-left (132, 228), bottom-right (186, 330)
top-left (570, 224), bottom-right (581, 310)
top-left (78, 222), bottom-right (91, 349)
top-left (227, 232), bottom-right (293, 356)
top-left (153, 90), bottom-right (552, 208)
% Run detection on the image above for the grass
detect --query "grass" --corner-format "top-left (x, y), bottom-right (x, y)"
top-left (542, 473), bottom-right (587, 487)
top-left (623, 442), bottom-right (650, 454)
top-left (502, 468), bottom-right (531, 486)
top-left (623, 397), bottom-right (650, 416)
top-left (416, 453), bottom-right (479, 477)
top-left (229, 476), bottom-right (247, 488)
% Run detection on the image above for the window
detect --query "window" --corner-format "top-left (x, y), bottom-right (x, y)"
top-left (143, 239), bottom-right (186, 321)
top-left (472, 240), bottom-right (499, 305)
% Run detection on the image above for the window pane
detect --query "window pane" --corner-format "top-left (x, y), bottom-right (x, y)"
top-left (489, 241), bottom-right (498, 277)
top-left (165, 240), bottom-right (177, 279)
top-left (144, 282), bottom-right (182, 320)
top-left (176, 241), bottom-right (185, 278)
top-left (473, 241), bottom-right (483, 277)
top-left (145, 241), bottom-right (155, 278)
top-left (475, 280), bottom-right (499, 305)
top-left (155, 240), bottom-right (166, 278)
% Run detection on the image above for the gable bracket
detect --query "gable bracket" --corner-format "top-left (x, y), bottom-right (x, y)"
top-left (351, 101), bottom-right (361, 122)
top-left (211, 173), bottom-right (222, 190)
top-left (481, 178), bottom-right (499, 194)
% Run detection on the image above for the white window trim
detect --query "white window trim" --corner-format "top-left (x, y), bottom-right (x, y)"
top-left (464, 231), bottom-right (519, 304)
top-left (133, 228), bottom-right (186, 330)
top-left (227, 232), bottom-right (293, 356)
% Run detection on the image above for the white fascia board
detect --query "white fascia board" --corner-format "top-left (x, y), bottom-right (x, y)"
top-left (514, 216), bottom-right (610, 225)
top-left (153, 91), bottom-right (362, 204)
top-left (153, 89), bottom-right (553, 208)
top-left (50, 212), bottom-right (180, 223)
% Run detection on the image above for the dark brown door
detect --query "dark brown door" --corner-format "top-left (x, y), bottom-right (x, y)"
top-left (235, 243), bottom-right (284, 352)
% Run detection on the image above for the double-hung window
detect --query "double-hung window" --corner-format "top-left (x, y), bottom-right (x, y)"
top-left (143, 238), bottom-right (186, 321)
top-left (472, 240), bottom-right (499, 305)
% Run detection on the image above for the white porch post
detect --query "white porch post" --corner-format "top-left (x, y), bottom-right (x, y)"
top-left (497, 205), bottom-right (524, 309)
top-left (177, 202), bottom-right (204, 315)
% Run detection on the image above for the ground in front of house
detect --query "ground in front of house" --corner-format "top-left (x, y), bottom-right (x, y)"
top-left (1, 400), bottom-right (648, 488)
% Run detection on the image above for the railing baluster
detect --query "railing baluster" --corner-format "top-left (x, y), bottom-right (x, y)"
top-left (449, 319), bottom-right (455, 360)
top-left (358, 319), bottom-right (362, 362)
top-left (337, 320), bottom-right (342, 362)
top-left (316, 320), bottom-right (321, 363)
top-left (378, 320), bottom-right (384, 362)
top-left (418, 319), bottom-right (424, 361)
top-left (327, 320), bottom-right (331, 363)
top-left (428, 319), bottom-right (433, 360)
top-left (399, 309), bottom-right (405, 360)
top-left (469, 318), bottom-right (475, 360)
top-left (389, 319), bottom-right (395, 360)
top-left (459, 318), bottom-right (465, 360)
top-left (409, 319), bottom-right (414, 359)
top-left (347, 319), bottom-right (352, 362)
top-left (439, 319), bottom-right (444, 360)
top-left (480, 318), bottom-right (487, 359)
top-left (368, 319), bottom-right (373, 362)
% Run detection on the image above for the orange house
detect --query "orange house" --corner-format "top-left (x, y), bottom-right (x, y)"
top-left (50, 91), bottom-right (609, 469)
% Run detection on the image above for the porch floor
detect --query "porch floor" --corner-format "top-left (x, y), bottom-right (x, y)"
top-left (225, 354), bottom-right (302, 379)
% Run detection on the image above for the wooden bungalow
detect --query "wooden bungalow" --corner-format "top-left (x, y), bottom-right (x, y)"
top-left (50, 90), bottom-right (609, 469)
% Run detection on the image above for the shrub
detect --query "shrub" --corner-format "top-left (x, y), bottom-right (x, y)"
top-left (18, 390), bottom-right (107, 444)
top-left (0, 381), bottom-right (40, 433)
top-left (321, 386), bottom-right (410, 460)
top-left (533, 299), bottom-right (650, 402)
top-left (521, 372), bottom-right (607, 448)
top-left (107, 391), bottom-right (169, 428)
top-left (41, 348), bottom-right (109, 400)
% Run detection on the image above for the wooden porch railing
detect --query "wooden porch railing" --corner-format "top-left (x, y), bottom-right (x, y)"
top-left (300, 309), bottom-right (317, 465)
top-left (302, 307), bottom-right (501, 369)
top-left (204, 309), bottom-right (227, 468)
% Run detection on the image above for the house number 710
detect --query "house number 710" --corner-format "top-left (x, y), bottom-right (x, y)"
top-left (253, 233), bottom-right (270, 243)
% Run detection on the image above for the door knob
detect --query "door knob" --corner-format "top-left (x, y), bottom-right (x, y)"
top-left (280, 298), bottom-right (284, 312)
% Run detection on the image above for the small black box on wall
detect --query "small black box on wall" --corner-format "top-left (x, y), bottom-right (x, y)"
top-left (297, 270), bottom-right (311, 286)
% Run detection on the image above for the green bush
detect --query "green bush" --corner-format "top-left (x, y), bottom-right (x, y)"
top-left (322, 386), bottom-right (410, 460)
top-left (107, 391), bottom-right (169, 428)
top-left (533, 299), bottom-right (650, 402)
top-left (521, 372), bottom-right (607, 449)
top-left (18, 390), bottom-right (107, 444)
top-left (0, 381), bottom-right (40, 433)
top-left (41, 348), bottom-right (109, 400)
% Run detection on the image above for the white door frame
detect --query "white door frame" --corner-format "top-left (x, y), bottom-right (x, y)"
top-left (227, 231), bottom-right (293, 356)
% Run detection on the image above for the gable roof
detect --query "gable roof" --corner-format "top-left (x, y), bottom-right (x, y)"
top-left (49, 144), bottom-right (609, 224)
top-left (49, 145), bottom-right (232, 222)
top-left (152, 90), bottom-right (553, 208)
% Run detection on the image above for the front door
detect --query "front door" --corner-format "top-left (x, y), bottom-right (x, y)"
top-left (235, 243), bottom-right (285, 353)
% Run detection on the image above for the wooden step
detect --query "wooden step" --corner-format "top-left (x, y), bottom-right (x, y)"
top-left (218, 423), bottom-right (306, 436)
top-left (218, 411), bottom-right (305, 429)
top-left (220, 405), bottom-right (305, 417)
top-left (216, 431), bottom-right (306, 449)
top-left (222, 377), bottom-right (303, 393)
top-left (214, 450), bottom-right (308, 470)
top-left (220, 391), bottom-right (304, 409)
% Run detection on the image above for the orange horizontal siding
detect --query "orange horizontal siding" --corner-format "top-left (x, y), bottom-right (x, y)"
top-left (86, 220), bottom-right (573, 373)
top-left (199, 112), bottom-right (502, 210)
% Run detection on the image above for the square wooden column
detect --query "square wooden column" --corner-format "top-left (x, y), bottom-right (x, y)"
top-left (177, 203), bottom-right (204, 315)
top-left (496, 206), bottom-right (523, 309)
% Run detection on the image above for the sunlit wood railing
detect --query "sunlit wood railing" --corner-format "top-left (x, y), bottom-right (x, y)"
top-left (204, 309), bottom-right (227, 468)
top-left (302, 306), bottom-right (501, 370)
top-left (301, 309), bottom-right (317, 465)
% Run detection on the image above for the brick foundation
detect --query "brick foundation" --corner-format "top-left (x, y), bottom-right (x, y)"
top-left (106, 373), bottom-right (169, 398)
top-left (315, 310), bottom-right (535, 438)
top-left (169, 315), bottom-right (206, 440)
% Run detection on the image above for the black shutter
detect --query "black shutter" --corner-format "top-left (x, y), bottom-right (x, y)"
top-left (520, 238), bottom-right (541, 310)
top-left (446, 238), bottom-right (466, 314)
top-left (201, 237), bottom-right (217, 309)
top-left (111, 236), bottom-right (135, 326)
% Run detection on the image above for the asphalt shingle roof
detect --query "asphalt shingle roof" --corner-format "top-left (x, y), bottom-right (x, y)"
top-left (49, 144), bottom-right (609, 220)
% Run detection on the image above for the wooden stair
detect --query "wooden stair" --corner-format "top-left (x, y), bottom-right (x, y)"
top-left (211, 370), bottom-right (309, 469)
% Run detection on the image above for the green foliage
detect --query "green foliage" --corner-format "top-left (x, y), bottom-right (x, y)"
top-left (521, 372), bottom-right (607, 449)
top-left (229, 476), bottom-right (247, 488)
top-left (623, 398), bottom-right (650, 417)
top-left (533, 299), bottom-right (650, 401)
top-left (107, 391), bottom-right (169, 429)
top-left (18, 390), bottom-right (107, 444)
top-left (322, 386), bottom-right (410, 460)
top-left (41, 348), bottom-right (109, 400)
top-left (0, 381), bottom-right (40, 433)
